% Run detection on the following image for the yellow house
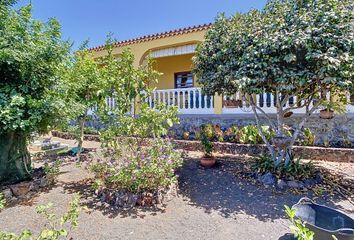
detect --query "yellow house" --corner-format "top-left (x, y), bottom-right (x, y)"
top-left (90, 24), bottom-right (354, 116)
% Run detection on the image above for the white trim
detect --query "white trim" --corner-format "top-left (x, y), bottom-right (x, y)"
top-left (150, 44), bottom-right (197, 58)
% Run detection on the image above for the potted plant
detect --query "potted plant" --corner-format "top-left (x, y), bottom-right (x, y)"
top-left (319, 100), bottom-right (346, 119)
top-left (200, 136), bottom-right (216, 167)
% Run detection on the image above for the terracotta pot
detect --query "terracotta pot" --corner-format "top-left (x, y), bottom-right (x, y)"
top-left (200, 155), bottom-right (216, 167)
top-left (320, 109), bottom-right (334, 119)
top-left (283, 111), bottom-right (293, 118)
top-left (223, 99), bottom-right (242, 108)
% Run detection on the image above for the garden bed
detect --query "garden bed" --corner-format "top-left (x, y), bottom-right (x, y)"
top-left (51, 131), bottom-right (354, 163)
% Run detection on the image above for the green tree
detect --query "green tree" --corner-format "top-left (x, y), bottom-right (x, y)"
top-left (194, 0), bottom-right (353, 167)
top-left (99, 39), bottom-right (161, 118)
top-left (62, 36), bottom-right (161, 159)
top-left (0, 2), bottom-right (70, 183)
top-left (61, 43), bottom-right (106, 160)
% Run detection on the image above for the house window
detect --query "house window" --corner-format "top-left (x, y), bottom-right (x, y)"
top-left (175, 72), bottom-right (194, 88)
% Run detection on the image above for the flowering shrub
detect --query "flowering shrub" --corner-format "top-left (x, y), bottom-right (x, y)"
top-left (91, 139), bottom-right (182, 193)
top-left (93, 100), bottom-right (182, 195)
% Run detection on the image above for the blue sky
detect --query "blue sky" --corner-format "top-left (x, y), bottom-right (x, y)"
top-left (17, 0), bottom-right (268, 50)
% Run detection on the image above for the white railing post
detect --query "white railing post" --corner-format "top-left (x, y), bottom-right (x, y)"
top-left (177, 90), bottom-right (181, 109)
top-left (187, 89), bottom-right (191, 109)
top-left (256, 94), bottom-right (260, 108)
top-left (198, 90), bottom-right (202, 109)
top-left (167, 91), bottom-right (171, 106)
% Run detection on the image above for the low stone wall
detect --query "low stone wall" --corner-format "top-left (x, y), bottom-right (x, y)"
top-left (173, 114), bottom-right (354, 147)
top-left (51, 131), bottom-right (354, 163)
top-left (172, 139), bottom-right (354, 163)
top-left (51, 131), bottom-right (100, 142)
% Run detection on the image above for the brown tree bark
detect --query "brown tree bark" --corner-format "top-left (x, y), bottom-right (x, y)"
top-left (76, 116), bottom-right (86, 161)
top-left (0, 131), bottom-right (32, 185)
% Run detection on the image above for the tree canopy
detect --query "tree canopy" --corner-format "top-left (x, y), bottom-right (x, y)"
top-left (193, 0), bottom-right (354, 166)
top-left (0, 3), bottom-right (70, 135)
top-left (0, 2), bottom-right (70, 183)
top-left (194, 0), bottom-right (353, 97)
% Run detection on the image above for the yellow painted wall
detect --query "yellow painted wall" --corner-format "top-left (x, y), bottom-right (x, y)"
top-left (93, 30), bottom-right (207, 68)
top-left (152, 54), bottom-right (194, 90)
top-left (92, 29), bottom-right (223, 114)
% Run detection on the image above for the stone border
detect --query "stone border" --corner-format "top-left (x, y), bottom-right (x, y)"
top-left (96, 183), bottom-right (177, 208)
top-left (254, 172), bottom-right (323, 191)
top-left (1, 174), bottom-right (54, 205)
top-left (51, 131), bottom-right (354, 163)
top-left (172, 140), bottom-right (354, 163)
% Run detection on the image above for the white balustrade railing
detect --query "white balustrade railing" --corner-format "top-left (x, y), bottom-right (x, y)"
top-left (87, 96), bottom-right (134, 115)
top-left (222, 92), bottom-right (318, 114)
top-left (88, 89), bottom-right (354, 116)
top-left (143, 87), bottom-right (214, 114)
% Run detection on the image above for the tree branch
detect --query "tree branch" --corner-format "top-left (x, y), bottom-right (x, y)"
top-left (290, 100), bottom-right (321, 147)
top-left (250, 101), bottom-right (275, 159)
top-left (246, 96), bottom-right (277, 129)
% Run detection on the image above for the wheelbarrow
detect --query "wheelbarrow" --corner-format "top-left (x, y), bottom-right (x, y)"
top-left (292, 198), bottom-right (354, 240)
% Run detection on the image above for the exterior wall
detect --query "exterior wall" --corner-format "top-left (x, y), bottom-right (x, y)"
top-left (152, 54), bottom-right (195, 90)
top-left (92, 30), bottom-right (207, 68)
top-left (92, 29), bottom-right (214, 114)
top-left (91, 28), bottom-right (353, 116)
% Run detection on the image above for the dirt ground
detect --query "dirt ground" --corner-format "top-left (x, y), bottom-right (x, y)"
top-left (0, 138), bottom-right (353, 240)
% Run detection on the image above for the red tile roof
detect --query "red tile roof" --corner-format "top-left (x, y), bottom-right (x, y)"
top-left (88, 23), bottom-right (212, 52)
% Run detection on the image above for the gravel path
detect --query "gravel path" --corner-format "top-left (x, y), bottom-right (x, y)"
top-left (0, 139), bottom-right (353, 240)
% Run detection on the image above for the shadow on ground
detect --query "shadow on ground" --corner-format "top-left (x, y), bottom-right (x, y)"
top-left (177, 155), bottom-right (351, 222)
top-left (58, 154), bottom-right (351, 225)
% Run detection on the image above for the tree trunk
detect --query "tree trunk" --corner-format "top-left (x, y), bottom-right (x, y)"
top-left (76, 116), bottom-right (86, 161)
top-left (0, 131), bottom-right (32, 185)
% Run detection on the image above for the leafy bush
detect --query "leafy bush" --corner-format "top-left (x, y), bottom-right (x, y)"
top-left (0, 196), bottom-right (83, 240)
top-left (200, 124), bottom-right (224, 142)
top-left (93, 103), bottom-right (182, 194)
top-left (238, 125), bottom-right (276, 144)
top-left (101, 103), bottom-right (179, 142)
top-left (92, 139), bottom-right (182, 193)
top-left (239, 126), bottom-right (260, 144)
top-left (213, 125), bottom-right (224, 142)
top-left (302, 128), bottom-right (316, 146)
top-left (43, 160), bottom-right (61, 185)
top-left (224, 126), bottom-right (239, 143)
top-left (201, 136), bottom-right (213, 157)
top-left (200, 124), bottom-right (214, 140)
top-left (284, 205), bottom-right (315, 240)
top-left (194, 129), bottom-right (201, 140)
top-left (252, 154), bottom-right (315, 180)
